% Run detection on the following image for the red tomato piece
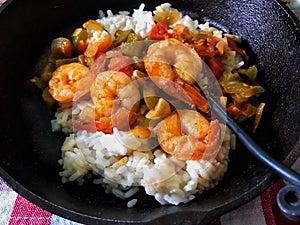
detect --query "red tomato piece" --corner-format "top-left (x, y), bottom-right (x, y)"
top-left (77, 40), bottom-right (88, 53)
top-left (207, 57), bottom-right (224, 79)
top-left (226, 104), bottom-right (243, 119)
top-left (227, 37), bottom-right (248, 57)
top-left (149, 22), bottom-right (172, 40)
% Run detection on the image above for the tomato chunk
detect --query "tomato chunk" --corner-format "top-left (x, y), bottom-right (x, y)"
top-left (149, 22), bottom-right (172, 40)
top-left (207, 57), bottom-right (224, 79)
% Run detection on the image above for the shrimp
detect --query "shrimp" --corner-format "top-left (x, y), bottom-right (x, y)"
top-left (144, 38), bottom-right (210, 113)
top-left (155, 109), bottom-right (221, 161)
top-left (49, 62), bottom-right (89, 103)
top-left (89, 70), bottom-right (140, 133)
top-left (73, 54), bottom-right (107, 101)
top-left (73, 54), bottom-right (134, 101)
top-left (73, 28), bottom-right (113, 101)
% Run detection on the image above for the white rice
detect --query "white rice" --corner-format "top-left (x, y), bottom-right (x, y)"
top-left (51, 106), bottom-right (73, 134)
top-left (52, 3), bottom-right (241, 206)
top-left (127, 198), bottom-right (138, 208)
top-left (57, 106), bottom-right (232, 205)
top-left (97, 3), bottom-right (154, 39)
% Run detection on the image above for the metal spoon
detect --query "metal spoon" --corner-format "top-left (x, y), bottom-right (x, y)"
top-left (208, 95), bottom-right (300, 221)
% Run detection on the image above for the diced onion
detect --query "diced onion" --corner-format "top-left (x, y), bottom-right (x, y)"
top-left (253, 102), bottom-right (265, 133)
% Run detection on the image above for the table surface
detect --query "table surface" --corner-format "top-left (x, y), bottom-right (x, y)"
top-left (0, 0), bottom-right (299, 225)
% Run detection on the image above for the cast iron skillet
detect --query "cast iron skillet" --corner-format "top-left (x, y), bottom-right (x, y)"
top-left (0, 0), bottom-right (299, 224)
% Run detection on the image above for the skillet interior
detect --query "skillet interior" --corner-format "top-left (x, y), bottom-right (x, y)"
top-left (0, 0), bottom-right (299, 224)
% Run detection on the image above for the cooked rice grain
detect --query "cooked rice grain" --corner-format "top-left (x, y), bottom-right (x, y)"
top-left (58, 123), bottom-right (231, 205)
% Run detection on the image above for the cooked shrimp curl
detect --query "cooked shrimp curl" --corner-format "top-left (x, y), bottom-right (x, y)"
top-left (49, 63), bottom-right (89, 103)
top-left (144, 38), bottom-right (210, 113)
top-left (155, 109), bottom-right (221, 161)
top-left (89, 70), bottom-right (140, 132)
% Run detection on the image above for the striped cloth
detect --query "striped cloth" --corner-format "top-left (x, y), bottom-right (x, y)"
top-left (0, 177), bottom-right (299, 225)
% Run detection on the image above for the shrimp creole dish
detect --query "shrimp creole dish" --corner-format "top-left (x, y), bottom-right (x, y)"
top-left (32, 3), bottom-right (266, 207)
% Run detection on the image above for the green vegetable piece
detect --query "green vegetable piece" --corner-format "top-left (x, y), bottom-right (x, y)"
top-left (113, 29), bottom-right (134, 46)
top-left (126, 33), bottom-right (143, 43)
top-left (133, 62), bottom-right (145, 72)
top-left (223, 81), bottom-right (265, 98)
top-left (153, 7), bottom-right (182, 25)
top-left (132, 56), bottom-right (146, 72)
top-left (40, 61), bottom-right (55, 82)
top-left (219, 72), bottom-right (242, 87)
top-left (145, 98), bottom-right (171, 119)
top-left (122, 40), bottom-right (153, 58)
top-left (192, 30), bottom-right (209, 42)
top-left (55, 57), bottom-right (79, 68)
top-left (72, 28), bottom-right (88, 49)
top-left (42, 87), bottom-right (56, 108)
top-left (51, 37), bottom-right (73, 58)
top-left (238, 65), bottom-right (258, 81)
top-left (122, 42), bottom-right (143, 57)
top-left (85, 56), bottom-right (95, 67)
top-left (143, 84), bottom-right (160, 110)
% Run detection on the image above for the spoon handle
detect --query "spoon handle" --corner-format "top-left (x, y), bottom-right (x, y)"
top-left (209, 96), bottom-right (300, 185)
top-left (208, 96), bottom-right (300, 221)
